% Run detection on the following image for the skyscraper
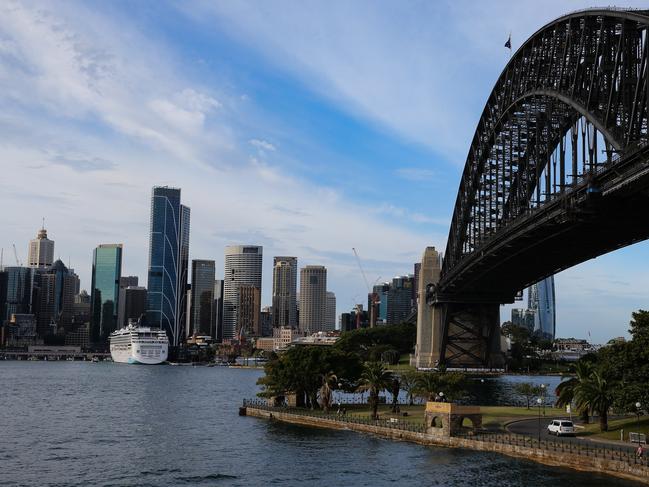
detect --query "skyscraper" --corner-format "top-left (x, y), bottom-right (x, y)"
top-left (33, 270), bottom-right (56, 338)
top-left (117, 276), bottom-right (139, 328)
top-left (213, 279), bottom-right (224, 342)
top-left (299, 265), bottom-right (327, 334)
top-left (238, 285), bottom-right (261, 337)
top-left (28, 225), bottom-right (54, 269)
top-left (272, 256), bottom-right (297, 329)
top-left (122, 286), bottom-right (147, 326)
top-left (1, 267), bottom-right (32, 323)
top-left (386, 275), bottom-right (415, 325)
top-left (146, 186), bottom-right (190, 347)
top-left (528, 276), bottom-right (556, 340)
top-left (49, 259), bottom-right (77, 329)
top-left (223, 245), bottom-right (262, 340)
top-left (190, 260), bottom-right (216, 337)
top-left (325, 291), bottom-right (336, 331)
top-left (90, 244), bottom-right (123, 343)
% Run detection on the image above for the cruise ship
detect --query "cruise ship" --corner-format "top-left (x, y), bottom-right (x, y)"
top-left (109, 324), bottom-right (169, 364)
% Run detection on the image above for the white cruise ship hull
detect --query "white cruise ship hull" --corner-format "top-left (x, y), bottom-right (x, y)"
top-left (109, 326), bottom-right (169, 365)
top-left (111, 346), bottom-right (168, 365)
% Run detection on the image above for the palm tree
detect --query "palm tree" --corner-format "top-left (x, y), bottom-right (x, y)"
top-left (555, 361), bottom-right (594, 423)
top-left (414, 372), bottom-right (442, 402)
top-left (573, 369), bottom-right (615, 432)
top-left (399, 372), bottom-right (418, 405)
top-left (357, 362), bottom-right (392, 420)
top-left (319, 371), bottom-right (337, 412)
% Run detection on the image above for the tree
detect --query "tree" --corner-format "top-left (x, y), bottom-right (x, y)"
top-left (357, 361), bottom-right (392, 420)
top-left (413, 371), bottom-right (466, 402)
top-left (319, 371), bottom-right (337, 412)
top-left (555, 361), bottom-right (594, 423)
top-left (390, 376), bottom-right (400, 413)
top-left (257, 346), bottom-right (362, 409)
top-left (629, 310), bottom-right (649, 343)
top-left (399, 371), bottom-right (418, 405)
top-left (414, 372), bottom-right (442, 401)
top-left (514, 382), bottom-right (542, 410)
top-left (335, 323), bottom-right (416, 362)
top-left (573, 369), bottom-right (616, 432)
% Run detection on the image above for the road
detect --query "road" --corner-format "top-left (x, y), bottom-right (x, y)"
top-left (505, 416), bottom-right (638, 452)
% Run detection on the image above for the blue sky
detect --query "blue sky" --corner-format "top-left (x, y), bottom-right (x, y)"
top-left (1, 0), bottom-right (648, 342)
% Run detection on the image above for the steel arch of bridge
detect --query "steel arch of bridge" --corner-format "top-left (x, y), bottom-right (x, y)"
top-left (440, 8), bottom-right (649, 298)
top-left (417, 9), bottom-right (649, 369)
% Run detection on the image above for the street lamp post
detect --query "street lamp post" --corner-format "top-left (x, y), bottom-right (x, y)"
top-left (438, 391), bottom-right (445, 402)
top-left (540, 384), bottom-right (547, 416)
top-left (636, 402), bottom-right (642, 444)
top-left (537, 397), bottom-right (543, 442)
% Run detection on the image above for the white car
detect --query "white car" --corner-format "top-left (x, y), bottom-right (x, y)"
top-left (547, 419), bottom-right (575, 436)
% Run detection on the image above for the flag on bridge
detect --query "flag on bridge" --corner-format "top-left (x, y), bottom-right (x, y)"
top-left (504, 34), bottom-right (512, 50)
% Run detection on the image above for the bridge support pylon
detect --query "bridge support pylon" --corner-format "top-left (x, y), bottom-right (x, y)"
top-left (415, 247), bottom-right (505, 369)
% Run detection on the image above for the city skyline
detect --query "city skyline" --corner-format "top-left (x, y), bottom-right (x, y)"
top-left (2, 1), bottom-right (649, 342)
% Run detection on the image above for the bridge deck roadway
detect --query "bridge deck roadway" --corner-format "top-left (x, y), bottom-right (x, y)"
top-left (438, 144), bottom-right (649, 303)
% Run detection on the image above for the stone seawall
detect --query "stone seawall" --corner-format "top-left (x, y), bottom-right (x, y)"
top-left (244, 407), bottom-right (649, 485)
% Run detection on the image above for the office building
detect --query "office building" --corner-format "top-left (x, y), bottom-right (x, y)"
top-left (238, 285), bottom-right (261, 337)
top-left (1, 314), bottom-right (38, 347)
top-left (123, 286), bottom-right (147, 326)
top-left (272, 256), bottom-right (297, 329)
top-left (32, 270), bottom-right (56, 338)
top-left (213, 279), bottom-right (224, 342)
top-left (48, 260), bottom-right (77, 329)
top-left (528, 276), bottom-right (556, 340)
top-left (90, 244), bottom-right (123, 343)
top-left (116, 276), bottom-right (139, 328)
top-left (511, 308), bottom-right (535, 332)
top-left (72, 290), bottom-right (91, 324)
top-left (190, 260), bottom-right (216, 337)
top-left (325, 291), bottom-right (336, 331)
top-left (370, 282), bottom-right (390, 325)
top-left (386, 275), bottom-right (414, 325)
top-left (28, 225), bottom-right (54, 269)
top-left (146, 186), bottom-right (190, 347)
top-left (223, 245), bottom-right (262, 340)
top-left (299, 265), bottom-right (327, 333)
top-left (1, 267), bottom-right (32, 323)
top-left (260, 306), bottom-right (273, 337)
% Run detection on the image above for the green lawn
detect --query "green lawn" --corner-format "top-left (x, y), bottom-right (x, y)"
top-left (578, 416), bottom-right (649, 441)
top-left (480, 405), bottom-right (566, 430)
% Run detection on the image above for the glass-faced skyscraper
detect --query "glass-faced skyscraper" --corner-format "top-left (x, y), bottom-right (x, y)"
top-left (528, 276), bottom-right (556, 340)
top-left (272, 256), bottom-right (297, 329)
top-left (190, 259), bottom-right (216, 338)
top-left (90, 244), bottom-right (123, 343)
top-left (146, 186), bottom-right (190, 347)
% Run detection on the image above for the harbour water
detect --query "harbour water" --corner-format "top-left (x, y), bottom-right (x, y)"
top-left (0, 362), bottom-right (641, 486)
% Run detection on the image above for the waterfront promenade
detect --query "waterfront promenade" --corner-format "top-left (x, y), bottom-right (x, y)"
top-left (242, 399), bottom-right (649, 485)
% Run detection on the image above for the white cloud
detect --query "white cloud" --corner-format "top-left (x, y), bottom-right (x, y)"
top-left (181, 0), bottom-right (649, 163)
top-left (249, 138), bottom-right (276, 152)
top-left (0, 0), bottom-right (439, 317)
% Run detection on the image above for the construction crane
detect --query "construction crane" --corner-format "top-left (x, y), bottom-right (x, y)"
top-left (12, 244), bottom-right (22, 266)
top-left (352, 248), bottom-right (380, 328)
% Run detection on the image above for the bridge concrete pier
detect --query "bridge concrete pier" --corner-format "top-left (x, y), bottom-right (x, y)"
top-left (415, 246), bottom-right (504, 369)
top-left (414, 247), bottom-right (441, 369)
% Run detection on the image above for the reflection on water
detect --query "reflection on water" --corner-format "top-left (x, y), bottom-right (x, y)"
top-left (0, 363), bottom-right (637, 487)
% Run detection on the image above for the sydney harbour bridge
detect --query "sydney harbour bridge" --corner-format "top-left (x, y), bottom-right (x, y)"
top-left (415, 8), bottom-right (649, 369)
